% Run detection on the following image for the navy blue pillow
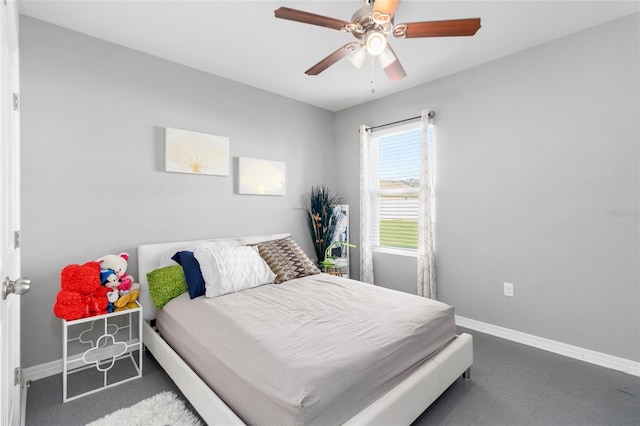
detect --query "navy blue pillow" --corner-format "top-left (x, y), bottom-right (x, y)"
top-left (171, 251), bottom-right (205, 299)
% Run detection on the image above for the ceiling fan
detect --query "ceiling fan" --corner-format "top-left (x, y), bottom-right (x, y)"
top-left (274, 0), bottom-right (481, 81)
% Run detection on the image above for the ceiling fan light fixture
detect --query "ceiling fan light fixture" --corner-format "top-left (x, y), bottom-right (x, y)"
top-left (347, 47), bottom-right (367, 69)
top-left (365, 31), bottom-right (387, 56)
top-left (377, 46), bottom-right (396, 68)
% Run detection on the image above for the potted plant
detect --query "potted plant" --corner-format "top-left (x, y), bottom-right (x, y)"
top-left (304, 186), bottom-right (345, 264)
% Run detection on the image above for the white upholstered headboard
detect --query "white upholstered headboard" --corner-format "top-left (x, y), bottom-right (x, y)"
top-left (137, 233), bottom-right (290, 321)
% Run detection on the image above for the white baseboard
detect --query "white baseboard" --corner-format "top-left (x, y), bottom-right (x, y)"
top-left (22, 358), bottom-right (62, 382)
top-left (455, 315), bottom-right (640, 377)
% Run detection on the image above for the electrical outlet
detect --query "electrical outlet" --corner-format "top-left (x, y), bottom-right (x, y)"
top-left (504, 282), bottom-right (514, 297)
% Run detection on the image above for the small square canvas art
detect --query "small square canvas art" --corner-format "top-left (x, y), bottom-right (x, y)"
top-left (238, 157), bottom-right (286, 196)
top-left (165, 127), bottom-right (230, 176)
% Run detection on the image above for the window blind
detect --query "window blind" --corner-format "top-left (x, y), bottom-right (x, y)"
top-left (371, 128), bottom-right (421, 250)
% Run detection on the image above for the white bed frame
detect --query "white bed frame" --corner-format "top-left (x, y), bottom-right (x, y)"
top-left (138, 234), bottom-right (473, 426)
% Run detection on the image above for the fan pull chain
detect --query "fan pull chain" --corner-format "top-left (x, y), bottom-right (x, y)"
top-left (370, 56), bottom-right (376, 94)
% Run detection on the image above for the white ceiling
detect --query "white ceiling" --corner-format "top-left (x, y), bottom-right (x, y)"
top-left (18, 0), bottom-right (640, 111)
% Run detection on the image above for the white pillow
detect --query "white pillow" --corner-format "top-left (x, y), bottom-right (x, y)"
top-left (194, 245), bottom-right (276, 298)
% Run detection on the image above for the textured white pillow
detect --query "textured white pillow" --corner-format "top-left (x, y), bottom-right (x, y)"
top-left (194, 246), bottom-right (276, 298)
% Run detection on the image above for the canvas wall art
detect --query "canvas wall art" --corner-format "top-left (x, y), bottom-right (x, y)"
top-left (237, 157), bottom-right (286, 196)
top-left (165, 127), bottom-right (230, 175)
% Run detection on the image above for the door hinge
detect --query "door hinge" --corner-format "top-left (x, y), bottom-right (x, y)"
top-left (12, 93), bottom-right (19, 111)
top-left (13, 230), bottom-right (20, 249)
top-left (14, 367), bottom-right (21, 386)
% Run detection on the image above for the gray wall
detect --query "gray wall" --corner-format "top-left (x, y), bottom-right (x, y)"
top-left (20, 17), bottom-right (335, 368)
top-left (334, 14), bottom-right (640, 362)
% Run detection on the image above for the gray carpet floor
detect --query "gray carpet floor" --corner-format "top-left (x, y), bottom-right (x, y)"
top-left (25, 327), bottom-right (640, 426)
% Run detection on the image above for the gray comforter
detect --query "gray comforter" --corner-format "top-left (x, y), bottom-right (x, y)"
top-left (157, 273), bottom-right (455, 426)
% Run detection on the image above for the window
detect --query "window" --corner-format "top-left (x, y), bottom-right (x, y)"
top-left (369, 122), bottom-right (434, 252)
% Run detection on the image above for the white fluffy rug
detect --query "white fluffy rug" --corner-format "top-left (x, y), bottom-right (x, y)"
top-left (86, 391), bottom-right (203, 426)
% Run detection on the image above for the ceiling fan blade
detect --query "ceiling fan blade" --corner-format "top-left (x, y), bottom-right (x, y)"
top-left (372, 0), bottom-right (401, 17)
top-left (378, 45), bottom-right (406, 81)
top-left (274, 7), bottom-right (350, 31)
top-left (305, 43), bottom-right (357, 76)
top-left (395, 18), bottom-right (481, 38)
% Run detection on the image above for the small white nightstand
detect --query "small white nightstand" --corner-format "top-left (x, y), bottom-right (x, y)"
top-left (62, 301), bottom-right (143, 402)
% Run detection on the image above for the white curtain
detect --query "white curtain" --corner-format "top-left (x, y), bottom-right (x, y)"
top-left (359, 125), bottom-right (374, 284)
top-left (417, 110), bottom-right (436, 298)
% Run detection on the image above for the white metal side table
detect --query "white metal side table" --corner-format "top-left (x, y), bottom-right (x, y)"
top-left (62, 301), bottom-right (142, 402)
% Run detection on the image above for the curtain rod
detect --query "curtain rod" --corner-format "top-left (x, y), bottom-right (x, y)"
top-left (365, 111), bottom-right (435, 131)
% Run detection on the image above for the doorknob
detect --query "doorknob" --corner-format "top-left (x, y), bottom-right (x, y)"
top-left (2, 276), bottom-right (31, 300)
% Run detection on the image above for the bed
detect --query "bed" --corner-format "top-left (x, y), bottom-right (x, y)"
top-left (138, 233), bottom-right (473, 425)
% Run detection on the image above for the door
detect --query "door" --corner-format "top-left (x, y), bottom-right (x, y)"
top-left (1, 1), bottom-right (26, 425)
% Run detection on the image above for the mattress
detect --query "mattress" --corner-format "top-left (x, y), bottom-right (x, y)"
top-left (156, 273), bottom-right (456, 426)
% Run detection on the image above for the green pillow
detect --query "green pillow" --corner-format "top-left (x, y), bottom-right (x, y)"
top-left (147, 265), bottom-right (188, 308)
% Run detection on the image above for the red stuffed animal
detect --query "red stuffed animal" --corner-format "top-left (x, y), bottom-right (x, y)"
top-left (53, 261), bottom-right (109, 320)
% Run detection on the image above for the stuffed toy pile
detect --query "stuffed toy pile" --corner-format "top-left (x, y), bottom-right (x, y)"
top-left (53, 252), bottom-right (141, 321)
top-left (97, 253), bottom-right (141, 313)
